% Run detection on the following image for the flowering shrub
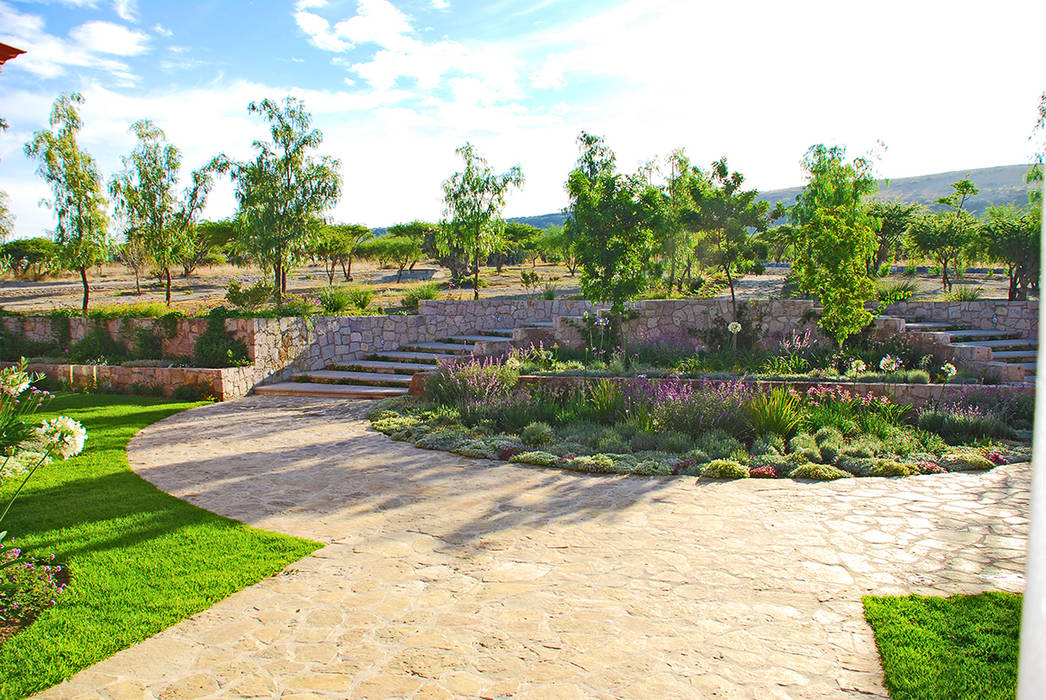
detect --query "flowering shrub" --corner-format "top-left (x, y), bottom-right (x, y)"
top-left (879, 354), bottom-right (902, 372)
top-left (648, 379), bottom-right (752, 439)
top-left (0, 541), bottom-right (67, 625)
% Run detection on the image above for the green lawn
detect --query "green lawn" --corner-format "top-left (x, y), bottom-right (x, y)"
top-left (0, 394), bottom-right (322, 699)
top-left (864, 592), bottom-right (1021, 700)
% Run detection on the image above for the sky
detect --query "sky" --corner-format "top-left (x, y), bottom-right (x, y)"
top-left (0, 0), bottom-right (1043, 239)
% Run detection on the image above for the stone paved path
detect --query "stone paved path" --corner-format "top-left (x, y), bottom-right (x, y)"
top-left (39, 397), bottom-right (1029, 699)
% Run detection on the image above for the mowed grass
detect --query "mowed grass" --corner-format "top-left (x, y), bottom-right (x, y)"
top-left (863, 592), bottom-right (1021, 700)
top-left (0, 394), bottom-right (322, 699)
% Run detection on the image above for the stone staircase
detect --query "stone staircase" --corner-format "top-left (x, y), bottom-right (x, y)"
top-left (253, 329), bottom-right (516, 399)
top-left (898, 318), bottom-right (1037, 384)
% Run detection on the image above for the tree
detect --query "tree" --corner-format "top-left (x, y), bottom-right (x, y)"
top-left (363, 235), bottom-right (422, 282)
top-left (908, 211), bottom-right (974, 291)
top-left (657, 149), bottom-right (703, 290)
top-left (936, 177), bottom-right (979, 213)
top-left (0, 191), bottom-right (13, 242)
top-left (438, 143), bottom-right (523, 299)
top-left (2, 237), bottom-right (58, 279)
top-left (687, 158), bottom-right (771, 317)
top-left (117, 237), bottom-right (147, 295)
top-left (490, 222), bottom-right (540, 272)
top-left (311, 223), bottom-right (371, 284)
top-left (789, 144), bottom-right (879, 348)
top-left (566, 132), bottom-right (663, 311)
top-left (1027, 91), bottom-right (1045, 206)
top-left (537, 224), bottom-right (579, 275)
top-left (24, 93), bottom-right (110, 311)
top-left (110, 120), bottom-right (215, 304)
top-left (385, 221), bottom-right (433, 274)
top-left (978, 206), bottom-right (1040, 300)
top-left (218, 97), bottom-right (341, 301)
top-left (867, 200), bottom-right (922, 274)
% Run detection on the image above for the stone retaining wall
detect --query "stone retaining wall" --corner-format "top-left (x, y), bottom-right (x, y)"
top-left (883, 300), bottom-right (1038, 335)
top-left (12, 361), bottom-right (264, 401)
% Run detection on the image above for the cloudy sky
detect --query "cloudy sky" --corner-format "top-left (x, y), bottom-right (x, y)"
top-left (0, 0), bottom-right (1043, 238)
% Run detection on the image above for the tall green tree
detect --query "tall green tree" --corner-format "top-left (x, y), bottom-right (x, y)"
top-left (388, 221), bottom-right (437, 275)
top-left (687, 158), bottom-right (771, 317)
top-left (978, 206), bottom-right (1040, 300)
top-left (363, 235), bottom-right (422, 282)
top-left (789, 144), bottom-right (879, 348)
top-left (438, 143), bottom-right (523, 299)
top-left (566, 132), bottom-right (664, 311)
top-left (867, 200), bottom-right (922, 274)
top-left (490, 221), bottom-right (541, 272)
top-left (537, 224), bottom-right (579, 275)
top-left (24, 93), bottom-right (110, 311)
top-left (110, 120), bottom-right (215, 304)
top-left (907, 211), bottom-right (974, 291)
top-left (658, 149), bottom-right (703, 290)
top-left (219, 97), bottom-right (342, 301)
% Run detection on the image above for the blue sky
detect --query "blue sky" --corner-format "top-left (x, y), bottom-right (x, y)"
top-left (1, 0), bottom-right (1043, 238)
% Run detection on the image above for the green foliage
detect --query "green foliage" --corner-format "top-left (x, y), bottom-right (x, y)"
top-left (943, 286), bottom-right (983, 302)
top-left (425, 358), bottom-right (519, 408)
top-left (875, 278), bottom-right (917, 304)
top-left (916, 408), bottom-right (1015, 444)
top-left (692, 429), bottom-right (745, 461)
top-left (402, 282), bottom-right (441, 310)
top-left (24, 93), bottom-right (111, 311)
top-left (939, 451), bottom-right (995, 472)
top-left (509, 450), bottom-right (559, 467)
top-left (310, 223), bottom-right (371, 284)
top-left (908, 210), bottom-right (976, 292)
top-left (977, 205), bottom-right (1040, 300)
top-left (219, 96), bottom-right (342, 300)
top-left (225, 279), bottom-right (274, 311)
top-left (520, 421), bottom-right (554, 448)
top-left (110, 119), bottom-right (215, 304)
top-left (2, 238), bottom-right (58, 279)
top-left (751, 433), bottom-right (785, 456)
top-left (868, 200), bottom-right (922, 273)
top-left (588, 379), bottom-right (623, 423)
top-left (863, 592), bottom-right (1020, 700)
top-left (700, 459), bottom-right (749, 479)
top-left (437, 143), bottom-right (524, 297)
top-left (787, 463), bottom-right (853, 480)
top-left (363, 235), bottom-right (423, 282)
top-left (68, 322), bottom-right (128, 364)
top-left (566, 132), bottom-right (663, 311)
top-left (192, 308), bottom-right (250, 368)
top-left (748, 388), bottom-right (805, 437)
top-left (315, 286), bottom-right (361, 314)
top-left (789, 144), bottom-right (879, 347)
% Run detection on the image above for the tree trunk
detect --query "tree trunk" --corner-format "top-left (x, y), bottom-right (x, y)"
top-left (396, 264), bottom-right (404, 283)
top-left (326, 260), bottom-right (335, 285)
top-left (134, 268), bottom-right (141, 296)
top-left (273, 262), bottom-right (282, 302)
top-left (164, 267), bottom-right (172, 305)
top-left (281, 268), bottom-right (288, 294)
top-left (942, 260), bottom-right (950, 292)
top-left (473, 253), bottom-right (480, 301)
top-left (79, 267), bottom-right (90, 312)
top-left (725, 265), bottom-right (736, 319)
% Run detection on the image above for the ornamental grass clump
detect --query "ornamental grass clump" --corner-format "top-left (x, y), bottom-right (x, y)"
top-left (788, 463), bottom-right (853, 481)
top-left (425, 356), bottom-right (519, 409)
top-left (749, 388), bottom-right (806, 438)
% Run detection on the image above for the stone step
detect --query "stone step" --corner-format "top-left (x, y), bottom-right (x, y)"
top-left (1015, 362), bottom-right (1037, 370)
top-left (254, 382), bottom-right (408, 399)
top-left (295, 370), bottom-right (413, 386)
top-left (992, 350), bottom-right (1038, 361)
top-left (951, 338), bottom-right (1038, 350)
top-left (446, 334), bottom-right (513, 344)
top-left (401, 341), bottom-right (476, 354)
top-left (944, 329), bottom-right (1022, 340)
top-left (520, 321), bottom-right (555, 328)
top-left (488, 328), bottom-right (516, 338)
top-left (367, 351), bottom-right (456, 364)
top-left (329, 360), bottom-right (432, 374)
top-left (904, 321), bottom-right (966, 331)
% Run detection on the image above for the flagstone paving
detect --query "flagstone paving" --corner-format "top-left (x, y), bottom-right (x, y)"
top-left (39, 396), bottom-right (1029, 699)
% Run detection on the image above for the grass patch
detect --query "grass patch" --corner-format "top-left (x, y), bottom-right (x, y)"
top-left (0, 394), bottom-right (322, 699)
top-left (863, 592), bottom-right (1021, 700)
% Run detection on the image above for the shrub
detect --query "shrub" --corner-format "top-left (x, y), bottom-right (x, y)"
top-left (316, 286), bottom-right (352, 313)
top-left (347, 285), bottom-right (374, 310)
top-left (509, 450), bottom-right (559, 466)
top-left (276, 294), bottom-right (314, 317)
top-left (133, 327), bottom-right (164, 360)
top-left (588, 379), bottom-right (623, 423)
top-left (595, 429), bottom-right (629, 454)
top-left (171, 384), bottom-right (208, 401)
top-left (426, 357), bottom-right (519, 408)
top-left (917, 406), bottom-right (1016, 444)
top-left (632, 459), bottom-right (674, 476)
top-left (748, 388), bottom-right (805, 437)
top-left (866, 460), bottom-right (918, 477)
top-left (940, 452), bottom-right (995, 472)
top-left (658, 430), bottom-right (692, 453)
top-left (788, 433), bottom-right (822, 463)
top-left (225, 280), bottom-right (273, 311)
top-left (652, 379), bottom-right (752, 440)
top-left (750, 433), bottom-right (785, 456)
top-left (0, 545), bottom-right (67, 625)
top-left (840, 437), bottom-right (880, 459)
top-left (788, 463), bottom-right (853, 480)
top-left (192, 308), bottom-right (250, 368)
top-left (629, 430), bottom-right (659, 452)
top-left (69, 323), bottom-right (128, 364)
top-left (944, 286), bottom-right (984, 301)
top-left (520, 421), bottom-right (554, 448)
top-left (402, 282), bottom-right (441, 310)
top-left (414, 428), bottom-right (468, 451)
top-left (837, 456), bottom-right (876, 476)
top-left (452, 441), bottom-right (495, 459)
top-left (564, 454), bottom-right (617, 473)
top-left (700, 459), bottom-right (749, 479)
top-left (693, 429), bottom-right (745, 461)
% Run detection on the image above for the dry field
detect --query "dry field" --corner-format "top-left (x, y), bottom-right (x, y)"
top-left (0, 260), bottom-right (1029, 313)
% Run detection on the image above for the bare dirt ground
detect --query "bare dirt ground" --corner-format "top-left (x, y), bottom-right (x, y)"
top-left (0, 260), bottom-right (1028, 313)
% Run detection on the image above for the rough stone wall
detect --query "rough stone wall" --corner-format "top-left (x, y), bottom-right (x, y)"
top-left (883, 301), bottom-right (1038, 336)
top-left (18, 361), bottom-right (228, 398)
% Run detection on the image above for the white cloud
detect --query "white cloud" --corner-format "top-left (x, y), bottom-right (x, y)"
top-left (69, 21), bottom-right (149, 56)
top-left (112, 0), bottom-right (136, 22)
top-left (152, 23), bottom-right (173, 37)
top-left (295, 0), bottom-right (413, 53)
top-left (431, 0), bottom-right (449, 9)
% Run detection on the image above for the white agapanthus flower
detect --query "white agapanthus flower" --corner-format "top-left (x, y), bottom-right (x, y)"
top-left (942, 362), bottom-right (957, 379)
top-left (879, 355), bottom-right (902, 372)
top-left (35, 416), bottom-right (88, 460)
top-left (0, 367), bottom-right (30, 397)
top-left (849, 359), bottom-right (867, 374)
top-left (727, 322), bottom-right (742, 335)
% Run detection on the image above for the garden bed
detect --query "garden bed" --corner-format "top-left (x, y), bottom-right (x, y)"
top-left (372, 357), bottom-right (1032, 481)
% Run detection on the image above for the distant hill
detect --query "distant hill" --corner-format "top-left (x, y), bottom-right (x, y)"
top-left (758, 163), bottom-right (1036, 218)
top-left (378, 164), bottom-right (1038, 233)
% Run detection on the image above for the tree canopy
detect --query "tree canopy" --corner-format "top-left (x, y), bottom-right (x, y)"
top-left (24, 93), bottom-right (110, 311)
